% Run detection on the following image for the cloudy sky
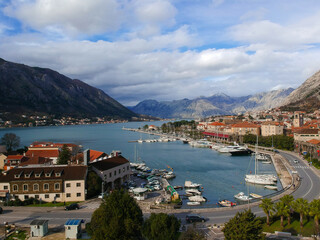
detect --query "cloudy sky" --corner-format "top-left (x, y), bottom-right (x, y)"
top-left (1, 0), bottom-right (320, 105)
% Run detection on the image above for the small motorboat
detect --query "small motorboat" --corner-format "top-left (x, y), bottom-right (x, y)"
top-left (218, 200), bottom-right (236, 207)
top-left (185, 189), bottom-right (202, 196)
top-left (250, 193), bottom-right (263, 199)
top-left (184, 181), bottom-right (201, 188)
top-left (173, 186), bottom-right (183, 190)
top-left (187, 201), bottom-right (201, 206)
top-left (261, 161), bottom-right (272, 164)
top-left (264, 185), bottom-right (278, 190)
top-left (188, 195), bottom-right (207, 202)
top-left (234, 192), bottom-right (253, 201)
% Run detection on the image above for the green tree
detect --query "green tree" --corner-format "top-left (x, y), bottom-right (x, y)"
top-left (293, 198), bottom-right (309, 231)
top-left (179, 226), bottom-right (206, 240)
top-left (57, 144), bottom-right (71, 164)
top-left (143, 125), bottom-right (149, 130)
top-left (259, 198), bottom-right (274, 226)
top-left (1, 133), bottom-right (20, 151)
top-left (86, 170), bottom-right (102, 198)
top-left (143, 213), bottom-right (180, 240)
top-left (87, 189), bottom-right (143, 240)
top-left (309, 199), bottom-right (320, 235)
top-left (280, 195), bottom-right (294, 225)
top-left (222, 209), bottom-right (264, 240)
top-left (275, 201), bottom-right (290, 227)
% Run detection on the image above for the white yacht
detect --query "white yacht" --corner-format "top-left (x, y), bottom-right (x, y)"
top-left (234, 192), bottom-right (253, 201)
top-left (184, 181), bottom-right (201, 188)
top-left (185, 189), bottom-right (202, 196)
top-left (188, 195), bottom-right (206, 202)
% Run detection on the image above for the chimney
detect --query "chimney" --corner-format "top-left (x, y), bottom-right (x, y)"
top-left (83, 149), bottom-right (90, 166)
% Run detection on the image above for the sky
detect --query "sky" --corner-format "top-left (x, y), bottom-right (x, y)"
top-left (1, 0), bottom-right (320, 106)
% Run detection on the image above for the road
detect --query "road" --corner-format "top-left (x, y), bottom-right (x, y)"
top-left (0, 151), bottom-right (319, 228)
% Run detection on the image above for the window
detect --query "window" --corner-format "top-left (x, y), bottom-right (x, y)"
top-left (66, 183), bottom-right (71, 188)
top-left (45, 173), bottom-right (51, 177)
top-left (45, 194), bottom-right (49, 199)
top-left (43, 183), bottom-right (49, 191)
top-left (77, 193), bottom-right (81, 197)
top-left (4, 186), bottom-right (8, 190)
top-left (55, 172), bottom-right (61, 177)
top-left (25, 174), bottom-right (30, 178)
top-left (109, 172), bottom-right (112, 178)
top-left (119, 169), bottom-right (121, 174)
top-left (55, 194), bottom-right (60, 198)
top-left (14, 174), bottom-right (20, 179)
top-left (66, 193), bottom-right (71, 198)
top-left (33, 184), bottom-right (39, 191)
top-left (13, 185), bottom-right (18, 192)
top-left (35, 173), bottom-right (41, 178)
top-left (54, 183), bottom-right (60, 190)
top-left (127, 166), bottom-right (129, 171)
top-left (23, 184), bottom-right (28, 191)
top-left (123, 167), bottom-right (125, 172)
top-left (35, 195), bottom-right (39, 199)
top-left (76, 182), bottom-right (81, 187)
top-left (24, 195), bottom-right (29, 200)
top-left (114, 170), bottom-right (116, 176)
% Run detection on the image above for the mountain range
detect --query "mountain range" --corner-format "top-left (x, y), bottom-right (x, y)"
top-left (128, 88), bottom-right (295, 118)
top-left (0, 58), bottom-right (137, 119)
top-left (282, 70), bottom-right (320, 112)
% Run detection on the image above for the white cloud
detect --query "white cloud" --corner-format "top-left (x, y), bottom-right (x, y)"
top-left (4, 0), bottom-right (122, 36)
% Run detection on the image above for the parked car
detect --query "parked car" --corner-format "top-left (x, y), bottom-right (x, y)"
top-left (186, 214), bottom-right (206, 223)
top-left (65, 203), bottom-right (80, 211)
top-left (294, 159), bottom-right (299, 164)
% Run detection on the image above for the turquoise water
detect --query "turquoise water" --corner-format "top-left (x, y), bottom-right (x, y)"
top-left (0, 121), bottom-right (280, 206)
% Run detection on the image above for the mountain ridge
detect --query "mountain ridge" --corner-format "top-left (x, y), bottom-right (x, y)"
top-left (128, 88), bottom-right (295, 118)
top-left (0, 58), bottom-right (138, 119)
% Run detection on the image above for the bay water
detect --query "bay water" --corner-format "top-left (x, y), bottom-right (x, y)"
top-left (0, 121), bottom-right (281, 207)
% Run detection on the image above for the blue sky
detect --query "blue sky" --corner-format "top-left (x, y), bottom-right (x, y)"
top-left (1, 0), bottom-right (320, 105)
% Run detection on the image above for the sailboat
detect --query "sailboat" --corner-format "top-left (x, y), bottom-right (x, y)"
top-left (245, 136), bottom-right (277, 185)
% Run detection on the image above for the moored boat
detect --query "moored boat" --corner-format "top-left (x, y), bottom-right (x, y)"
top-left (264, 185), bottom-right (278, 190)
top-left (250, 193), bottom-right (263, 199)
top-left (234, 192), bottom-right (253, 201)
top-left (184, 181), bottom-right (201, 188)
top-left (188, 195), bottom-right (207, 202)
top-left (187, 201), bottom-right (201, 206)
top-left (218, 199), bottom-right (237, 207)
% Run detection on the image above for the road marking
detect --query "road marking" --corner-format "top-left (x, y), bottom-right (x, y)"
top-left (301, 165), bottom-right (314, 199)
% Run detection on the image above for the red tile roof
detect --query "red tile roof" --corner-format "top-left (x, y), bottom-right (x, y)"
top-left (26, 149), bottom-right (60, 158)
top-left (7, 155), bottom-right (25, 160)
top-left (208, 122), bottom-right (226, 126)
top-left (307, 139), bottom-right (320, 145)
top-left (90, 156), bottom-right (129, 171)
top-left (232, 122), bottom-right (260, 128)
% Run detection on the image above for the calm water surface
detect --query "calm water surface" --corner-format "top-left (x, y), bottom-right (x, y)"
top-left (0, 121), bottom-right (281, 206)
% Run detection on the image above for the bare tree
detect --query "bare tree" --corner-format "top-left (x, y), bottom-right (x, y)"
top-left (1, 133), bottom-right (20, 152)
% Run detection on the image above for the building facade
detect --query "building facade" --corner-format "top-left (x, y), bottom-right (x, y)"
top-left (261, 122), bottom-right (284, 136)
top-left (0, 165), bottom-right (87, 202)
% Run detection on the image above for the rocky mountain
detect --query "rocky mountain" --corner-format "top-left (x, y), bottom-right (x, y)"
top-left (282, 70), bottom-right (320, 112)
top-left (129, 89), bottom-right (294, 118)
top-left (0, 58), bottom-right (137, 119)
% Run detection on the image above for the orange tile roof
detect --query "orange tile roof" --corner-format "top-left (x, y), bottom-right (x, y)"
top-left (7, 155), bottom-right (25, 160)
top-left (208, 122), bottom-right (226, 126)
top-left (261, 122), bottom-right (283, 126)
top-left (307, 139), bottom-right (320, 145)
top-left (89, 150), bottom-right (105, 162)
top-left (26, 149), bottom-right (60, 158)
top-left (232, 122), bottom-right (260, 128)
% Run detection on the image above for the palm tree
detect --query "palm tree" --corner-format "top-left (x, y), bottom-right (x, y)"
top-left (280, 195), bottom-right (294, 225)
top-left (275, 201), bottom-right (290, 227)
top-left (259, 198), bottom-right (274, 226)
top-left (293, 198), bottom-right (309, 231)
top-left (309, 199), bottom-right (320, 235)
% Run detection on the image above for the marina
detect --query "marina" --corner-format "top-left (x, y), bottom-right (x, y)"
top-left (0, 121), bottom-right (285, 207)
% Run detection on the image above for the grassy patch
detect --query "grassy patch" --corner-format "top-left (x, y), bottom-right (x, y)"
top-left (6, 230), bottom-right (27, 240)
top-left (263, 216), bottom-right (318, 237)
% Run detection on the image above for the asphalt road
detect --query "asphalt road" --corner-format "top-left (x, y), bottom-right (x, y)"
top-left (0, 151), bottom-right (319, 227)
